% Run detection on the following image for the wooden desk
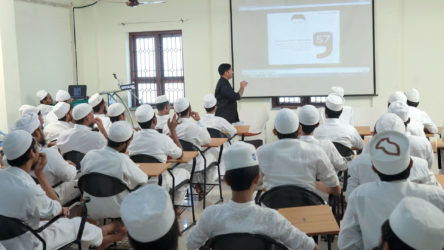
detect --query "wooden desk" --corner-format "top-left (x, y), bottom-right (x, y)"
top-left (139, 163), bottom-right (171, 177)
top-left (203, 138), bottom-right (228, 148)
top-left (355, 126), bottom-right (372, 138)
top-left (437, 139), bottom-right (444, 169)
top-left (426, 126), bottom-right (443, 138)
top-left (167, 151), bottom-right (198, 163)
top-left (235, 125), bottom-right (250, 136)
top-left (435, 175), bottom-right (444, 188)
top-left (278, 205), bottom-right (340, 236)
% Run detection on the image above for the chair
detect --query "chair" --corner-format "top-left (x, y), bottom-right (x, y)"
top-left (202, 233), bottom-right (289, 250)
top-left (258, 185), bottom-right (325, 209)
top-left (62, 151), bottom-right (85, 170)
top-left (332, 142), bottom-right (354, 160)
top-left (130, 154), bottom-right (161, 163)
top-left (332, 142), bottom-right (353, 220)
top-left (0, 199), bottom-right (90, 250)
top-left (207, 128), bottom-right (228, 139)
top-left (156, 128), bottom-right (163, 133)
top-left (78, 172), bottom-right (138, 198)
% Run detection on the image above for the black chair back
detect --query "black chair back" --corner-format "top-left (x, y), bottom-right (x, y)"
top-left (130, 154), bottom-right (161, 163)
top-left (244, 139), bottom-right (263, 148)
top-left (203, 233), bottom-right (288, 250)
top-left (207, 128), bottom-right (228, 138)
top-left (63, 151), bottom-right (85, 169)
top-left (332, 142), bottom-right (354, 158)
top-left (179, 139), bottom-right (201, 152)
top-left (259, 185), bottom-right (325, 209)
top-left (78, 172), bottom-right (131, 197)
top-left (156, 128), bottom-right (163, 133)
top-left (0, 215), bottom-right (33, 240)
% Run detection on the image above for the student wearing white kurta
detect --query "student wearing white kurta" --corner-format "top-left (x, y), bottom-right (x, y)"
top-left (319, 86), bottom-right (354, 126)
top-left (314, 94), bottom-right (364, 150)
top-left (89, 93), bottom-right (112, 134)
top-left (405, 88), bottom-right (438, 134)
top-left (338, 130), bottom-right (444, 250)
top-left (36, 89), bottom-right (54, 117)
top-left (45, 90), bottom-right (74, 126)
top-left (187, 142), bottom-right (317, 250)
top-left (0, 131), bottom-right (115, 249)
top-left (299, 105), bottom-right (348, 173)
top-left (128, 104), bottom-right (190, 206)
top-left (163, 98), bottom-right (216, 185)
top-left (43, 102), bottom-right (73, 143)
top-left (57, 103), bottom-right (107, 156)
top-left (80, 121), bottom-right (148, 219)
top-left (257, 109), bottom-right (341, 195)
top-left (155, 95), bottom-right (171, 131)
top-left (107, 102), bottom-right (126, 123)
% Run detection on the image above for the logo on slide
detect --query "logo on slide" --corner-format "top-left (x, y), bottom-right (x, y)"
top-left (313, 32), bottom-right (333, 58)
top-left (375, 138), bottom-right (401, 156)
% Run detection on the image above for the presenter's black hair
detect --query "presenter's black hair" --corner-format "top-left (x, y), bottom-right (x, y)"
top-left (218, 63), bottom-right (231, 76)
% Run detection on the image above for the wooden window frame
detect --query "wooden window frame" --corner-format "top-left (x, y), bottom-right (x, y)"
top-left (271, 96), bottom-right (327, 108)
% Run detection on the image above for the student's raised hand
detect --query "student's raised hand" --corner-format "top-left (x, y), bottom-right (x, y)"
top-left (94, 117), bottom-right (103, 127)
top-left (190, 111), bottom-right (201, 121)
top-left (34, 152), bottom-right (48, 174)
top-left (61, 207), bottom-right (70, 217)
top-left (167, 113), bottom-right (180, 131)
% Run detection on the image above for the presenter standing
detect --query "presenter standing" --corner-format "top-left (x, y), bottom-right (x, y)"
top-left (214, 63), bottom-right (248, 124)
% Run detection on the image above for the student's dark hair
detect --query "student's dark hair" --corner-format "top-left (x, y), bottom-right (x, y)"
top-left (374, 161), bottom-right (411, 182)
top-left (58, 108), bottom-right (72, 122)
top-left (75, 116), bottom-right (87, 124)
top-left (300, 123), bottom-right (318, 134)
top-left (107, 137), bottom-right (132, 149)
top-left (138, 118), bottom-right (154, 129)
top-left (7, 140), bottom-right (36, 167)
top-left (157, 101), bottom-right (169, 112)
top-left (40, 100), bottom-right (45, 104)
top-left (110, 115), bottom-right (121, 123)
top-left (205, 106), bottom-right (216, 113)
top-left (406, 100), bottom-right (419, 107)
top-left (177, 106), bottom-right (190, 117)
top-left (225, 165), bottom-right (259, 191)
top-left (92, 100), bottom-right (105, 113)
top-left (276, 130), bottom-right (298, 139)
top-left (218, 63), bottom-right (231, 76)
top-left (128, 216), bottom-right (179, 250)
top-left (325, 107), bottom-right (342, 118)
top-left (374, 220), bottom-right (415, 250)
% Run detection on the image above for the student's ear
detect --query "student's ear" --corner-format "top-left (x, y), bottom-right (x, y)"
top-left (223, 175), bottom-right (230, 186)
top-left (152, 116), bottom-right (157, 126)
top-left (252, 172), bottom-right (260, 184)
top-left (272, 128), bottom-right (278, 136)
top-left (371, 165), bottom-right (377, 173)
top-left (406, 118), bottom-right (411, 125)
top-left (409, 158), bottom-right (413, 168)
top-left (315, 123), bottom-right (320, 128)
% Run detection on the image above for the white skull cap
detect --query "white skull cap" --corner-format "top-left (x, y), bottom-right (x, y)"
top-left (388, 91), bottom-right (407, 104)
top-left (72, 103), bottom-right (92, 121)
top-left (108, 121), bottom-right (133, 142)
top-left (121, 184), bottom-right (175, 243)
top-left (369, 130), bottom-right (410, 175)
top-left (155, 95), bottom-right (169, 104)
top-left (55, 90), bottom-right (71, 102)
top-left (108, 103), bottom-right (125, 118)
top-left (19, 105), bottom-right (39, 116)
top-left (274, 108), bottom-right (299, 134)
top-left (388, 101), bottom-right (409, 122)
top-left (375, 113), bottom-right (405, 134)
top-left (325, 94), bottom-right (344, 112)
top-left (11, 113), bottom-right (40, 135)
top-left (174, 98), bottom-right (190, 113)
top-left (135, 104), bottom-right (155, 123)
top-left (36, 90), bottom-right (48, 101)
top-left (88, 93), bottom-right (103, 108)
top-left (298, 105), bottom-right (320, 126)
top-left (405, 88), bottom-right (420, 103)
top-left (53, 102), bottom-right (70, 119)
top-left (3, 130), bottom-right (33, 161)
top-left (331, 86), bottom-right (344, 97)
top-left (203, 94), bottom-right (217, 109)
top-left (389, 197), bottom-right (444, 250)
top-left (223, 141), bottom-right (258, 171)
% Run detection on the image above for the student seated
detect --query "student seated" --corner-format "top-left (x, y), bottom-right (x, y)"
top-left (373, 196), bottom-right (444, 250)
top-left (57, 103), bottom-right (107, 156)
top-left (107, 103), bottom-right (126, 123)
top-left (80, 121), bottom-right (148, 219)
top-left (89, 93), bottom-right (112, 133)
top-left (128, 104), bottom-right (190, 207)
top-left (0, 131), bottom-right (126, 249)
top-left (45, 90), bottom-right (74, 125)
top-left (36, 89), bottom-right (54, 117)
top-left (186, 142), bottom-right (318, 250)
top-left (257, 108), bottom-right (341, 195)
top-left (299, 104), bottom-right (347, 172)
top-left (11, 113), bottom-right (79, 204)
top-left (405, 88), bottom-right (438, 134)
top-left (314, 94), bottom-right (364, 150)
top-left (346, 113), bottom-right (440, 200)
top-left (155, 95), bottom-right (171, 131)
top-left (388, 101), bottom-right (434, 168)
top-left (338, 130), bottom-right (444, 250)
top-left (44, 102), bottom-right (73, 143)
top-left (121, 184), bottom-right (180, 250)
top-left (320, 86), bottom-right (354, 126)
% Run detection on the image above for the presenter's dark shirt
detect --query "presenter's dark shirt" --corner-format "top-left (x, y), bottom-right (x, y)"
top-left (214, 77), bottom-right (240, 123)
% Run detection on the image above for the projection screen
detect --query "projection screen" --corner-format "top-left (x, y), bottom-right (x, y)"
top-left (230, 0), bottom-right (375, 97)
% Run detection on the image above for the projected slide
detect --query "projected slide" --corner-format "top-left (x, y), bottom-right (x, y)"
top-left (267, 10), bottom-right (340, 65)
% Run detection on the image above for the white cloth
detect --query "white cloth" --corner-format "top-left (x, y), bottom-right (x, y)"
top-left (80, 146), bottom-right (148, 219)
top-left (408, 106), bottom-right (438, 134)
top-left (155, 114), bottom-right (170, 131)
top-left (314, 118), bottom-right (363, 149)
top-left (37, 104), bottom-right (53, 117)
top-left (257, 139), bottom-right (339, 192)
top-left (128, 129), bottom-right (189, 205)
top-left (57, 124), bottom-right (107, 155)
top-left (0, 167), bottom-right (102, 249)
top-left (44, 110), bottom-right (59, 127)
top-left (186, 200), bottom-right (316, 250)
top-left (320, 105), bottom-right (354, 126)
top-left (44, 120), bottom-right (73, 142)
top-left (30, 146), bottom-right (79, 204)
top-left (406, 120), bottom-right (426, 137)
top-left (200, 113), bottom-right (237, 138)
top-left (338, 180), bottom-right (444, 250)
top-left (300, 135), bottom-right (348, 172)
top-left (407, 134), bottom-right (434, 168)
top-left (94, 114), bottom-right (112, 134)
top-left (346, 154), bottom-right (440, 201)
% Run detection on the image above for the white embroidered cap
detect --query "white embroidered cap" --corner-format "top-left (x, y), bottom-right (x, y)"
top-left (19, 105), bottom-right (39, 116)
top-left (331, 86), bottom-right (345, 97)
top-left (388, 101), bottom-right (409, 122)
top-left (11, 113), bottom-right (40, 134)
top-left (203, 94), bottom-right (217, 109)
top-left (108, 103), bottom-right (125, 118)
top-left (135, 104), bottom-right (155, 123)
top-left (375, 113), bottom-right (405, 134)
top-left (88, 93), bottom-right (103, 108)
top-left (155, 95), bottom-right (169, 104)
top-left (325, 94), bottom-right (344, 112)
top-left (72, 103), bottom-right (92, 121)
top-left (36, 90), bottom-right (48, 101)
top-left (55, 90), bottom-right (71, 102)
top-left (405, 88), bottom-right (420, 103)
top-left (274, 108), bottom-right (299, 134)
top-left (53, 102), bottom-right (70, 119)
top-left (388, 91), bottom-right (407, 104)
top-left (108, 121), bottom-right (133, 142)
top-left (223, 141), bottom-right (258, 171)
top-left (174, 98), bottom-right (190, 113)
top-left (3, 130), bottom-right (33, 161)
top-left (298, 105), bottom-right (320, 126)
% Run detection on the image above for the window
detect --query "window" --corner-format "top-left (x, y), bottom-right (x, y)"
top-left (271, 96), bottom-right (327, 108)
top-left (129, 30), bottom-right (184, 105)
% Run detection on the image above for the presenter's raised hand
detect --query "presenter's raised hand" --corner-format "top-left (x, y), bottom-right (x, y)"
top-left (240, 81), bottom-right (248, 88)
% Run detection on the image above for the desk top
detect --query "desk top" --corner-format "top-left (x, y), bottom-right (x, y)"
top-left (138, 163), bottom-right (171, 177)
top-left (435, 175), bottom-right (444, 188)
top-left (235, 125), bottom-right (250, 135)
top-left (167, 151), bottom-right (199, 163)
top-left (426, 127), bottom-right (442, 138)
top-left (355, 126), bottom-right (372, 137)
top-left (437, 139), bottom-right (444, 149)
top-left (278, 205), bottom-right (340, 236)
top-left (203, 138), bottom-right (228, 148)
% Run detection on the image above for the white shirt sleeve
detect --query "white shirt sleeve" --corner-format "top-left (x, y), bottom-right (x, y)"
top-left (122, 157), bottom-right (148, 188)
top-left (221, 119), bottom-right (237, 137)
top-left (164, 135), bottom-right (183, 159)
top-left (420, 110), bottom-right (438, 134)
top-left (425, 142), bottom-right (434, 169)
top-left (351, 127), bottom-right (364, 150)
top-left (315, 151), bottom-right (340, 188)
top-left (325, 141), bottom-right (348, 172)
top-left (197, 127), bottom-right (211, 146)
top-left (48, 149), bottom-right (77, 182)
top-left (33, 186), bottom-right (62, 219)
top-left (186, 208), bottom-right (214, 250)
top-left (346, 160), bottom-right (360, 202)
top-left (338, 194), bottom-right (364, 250)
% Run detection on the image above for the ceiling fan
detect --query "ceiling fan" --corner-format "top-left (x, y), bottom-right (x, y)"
top-left (101, 0), bottom-right (166, 7)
